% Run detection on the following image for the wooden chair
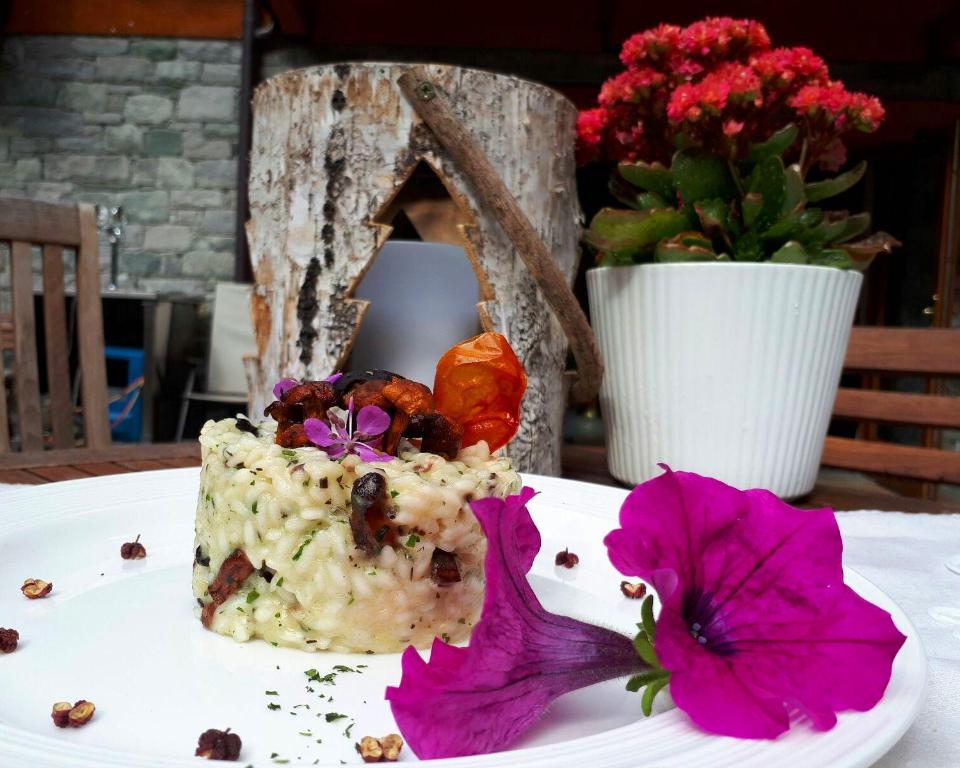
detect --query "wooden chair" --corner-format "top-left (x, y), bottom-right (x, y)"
top-left (0, 198), bottom-right (110, 452)
top-left (823, 327), bottom-right (960, 486)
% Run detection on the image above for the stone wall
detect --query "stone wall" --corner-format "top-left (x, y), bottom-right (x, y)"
top-left (0, 35), bottom-right (242, 294)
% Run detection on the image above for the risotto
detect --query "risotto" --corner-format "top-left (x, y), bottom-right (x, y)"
top-left (193, 417), bottom-right (520, 653)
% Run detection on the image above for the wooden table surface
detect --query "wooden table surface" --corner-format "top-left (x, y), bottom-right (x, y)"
top-left (1, 441), bottom-right (957, 513)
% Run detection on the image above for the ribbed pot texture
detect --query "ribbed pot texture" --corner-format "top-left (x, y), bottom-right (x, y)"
top-left (586, 263), bottom-right (863, 498)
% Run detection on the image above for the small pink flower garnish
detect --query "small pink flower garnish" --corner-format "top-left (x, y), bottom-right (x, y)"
top-left (604, 466), bottom-right (907, 739)
top-left (386, 488), bottom-right (646, 759)
top-left (272, 378), bottom-right (299, 400)
top-left (304, 397), bottom-right (391, 462)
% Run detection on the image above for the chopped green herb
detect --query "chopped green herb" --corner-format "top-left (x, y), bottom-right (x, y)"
top-left (298, 730), bottom-right (313, 737)
top-left (292, 536), bottom-right (313, 561)
top-left (252, 500), bottom-right (259, 514)
top-left (325, 712), bottom-right (347, 722)
top-left (344, 723), bottom-right (354, 738)
top-left (274, 612), bottom-right (281, 618)
top-left (389, 489), bottom-right (399, 498)
top-left (347, 592), bottom-right (355, 605)
top-left (270, 641), bottom-right (278, 647)
top-left (356, 664), bottom-right (367, 669)
top-left (281, 449), bottom-right (298, 459)
top-left (265, 690), bottom-right (279, 695)
top-left (267, 703), bottom-right (281, 711)
top-left (246, 590), bottom-right (260, 604)
top-left (405, 534), bottom-right (420, 548)
top-left (305, 669), bottom-right (337, 685)
top-left (276, 576), bottom-right (284, 587)
top-left (374, 525), bottom-right (389, 542)
top-left (366, 569), bottom-right (377, 576)
top-left (332, 665), bottom-right (356, 673)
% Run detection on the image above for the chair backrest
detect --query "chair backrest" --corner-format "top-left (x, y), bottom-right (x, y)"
top-left (823, 327), bottom-right (960, 484)
top-left (206, 282), bottom-right (256, 396)
top-left (0, 198), bottom-right (110, 452)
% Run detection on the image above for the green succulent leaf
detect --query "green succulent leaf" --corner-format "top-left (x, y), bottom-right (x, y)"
top-left (586, 208), bottom-right (688, 259)
top-left (770, 240), bottom-right (809, 264)
top-left (804, 160), bottom-right (867, 203)
top-left (655, 231), bottom-right (719, 262)
top-left (799, 212), bottom-right (851, 249)
top-left (782, 163), bottom-right (805, 215)
top-left (733, 232), bottom-right (765, 262)
top-left (694, 198), bottom-right (738, 248)
top-left (617, 161), bottom-right (675, 200)
top-left (841, 231), bottom-right (902, 270)
top-left (672, 149), bottom-right (737, 205)
top-left (641, 677), bottom-right (670, 717)
top-left (830, 212), bottom-right (871, 244)
top-left (748, 123), bottom-right (799, 164)
top-left (809, 248), bottom-right (856, 269)
top-left (744, 156), bottom-right (787, 232)
top-left (625, 668), bottom-right (670, 693)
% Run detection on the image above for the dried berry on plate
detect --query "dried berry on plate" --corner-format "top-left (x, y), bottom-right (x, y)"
top-left (120, 534), bottom-right (147, 560)
top-left (357, 733), bottom-right (403, 763)
top-left (51, 702), bottom-right (73, 728)
top-left (0, 627), bottom-right (18, 653)
top-left (51, 700), bottom-right (95, 728)
top-left (554, 549), bottom-right (579, 568)
top-left (620, 580), bottom-right (646, 599)
top-left (195, 728), bottom-right (242, 761)
top-left (433, 332), bottom-right (527, 452)
top-left (21, 578), bottom-right (52, 599)
top-left (68, 700), bottom-right (96, 727)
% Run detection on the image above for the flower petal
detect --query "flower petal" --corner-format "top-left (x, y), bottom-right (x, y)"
top-left (355, 405), bottom-right (391, 439)
top-left (386, 488), bottom-right (645, 759)
top-left (605, 466), bottom-right (906, 739)
top-left (355, 442), bottom-right (392, 463)
top-left (303, 418), bottom-right (337, 448)
top-left (272, 378), bottom-right (298, 400)
top-left (324, 371), bottom-right (344, 384)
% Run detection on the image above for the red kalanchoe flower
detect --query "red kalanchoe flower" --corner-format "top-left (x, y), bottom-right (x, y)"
top-left (678, 17), bottom-right (771, 61)
top-left (386, 488), bottom-right (646, 759)
top-left (620, 23), bottom-right (682, 68)
top-left (605, 466), bottom-right (907, 739)
top-left (752, 46), bottom-right (829, 90)
top-left (575, 107), bottom-right (609, 164)
top-left (578, 17), bottom-right (883, 168)
top-left (599, 67), bottom-right (668, 107)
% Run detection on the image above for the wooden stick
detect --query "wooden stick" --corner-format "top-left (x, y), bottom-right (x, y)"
top-left (397, 66), bottom-right (602, 404)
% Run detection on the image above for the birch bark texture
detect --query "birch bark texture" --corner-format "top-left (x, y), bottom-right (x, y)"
top-left (245, 63), bottom-right (582, 475)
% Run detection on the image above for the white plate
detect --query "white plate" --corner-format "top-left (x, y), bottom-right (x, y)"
top-left (0, 469), bottom-right (925, 768)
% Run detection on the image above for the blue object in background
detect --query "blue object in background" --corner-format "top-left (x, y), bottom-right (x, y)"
top-left (105, 346), bottom-right (144, 442)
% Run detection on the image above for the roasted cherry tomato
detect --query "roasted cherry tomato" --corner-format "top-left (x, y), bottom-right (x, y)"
top-left (433, 332), bottom-right (527, 452)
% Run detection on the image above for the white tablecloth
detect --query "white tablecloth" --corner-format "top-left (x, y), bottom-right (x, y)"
top-left (835, 511), bottom-right (959, 768)
top-left (0, 482), bottom-right (956, 766)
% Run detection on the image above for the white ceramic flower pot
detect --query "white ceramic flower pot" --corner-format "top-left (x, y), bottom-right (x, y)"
top-left (586, 263), bottom-right (863, 498)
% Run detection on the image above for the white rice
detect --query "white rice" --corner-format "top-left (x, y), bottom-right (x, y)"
top-left (193, 417), bottom-right (520, 653)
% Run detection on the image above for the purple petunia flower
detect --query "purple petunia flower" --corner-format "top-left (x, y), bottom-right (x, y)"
top-left (384, 468), bottom-right (908, 759)
top-left (303, 397), bottom-right (392, 462)
top-left (385, 487), bottom-right (648, 759)
top-left (272, 377), bottom-right (299, 400)
top-left (604, 466), bottom-right (907, 739)
top-left (324, 371), bottom-right (344, 384)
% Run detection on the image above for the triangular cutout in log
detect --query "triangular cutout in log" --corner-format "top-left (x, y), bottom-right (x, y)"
top-left (349, 160), bottom-right (490, 385)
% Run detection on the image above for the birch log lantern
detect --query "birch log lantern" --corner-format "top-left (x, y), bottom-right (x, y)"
top-left (245, 63), bottom-right (601, 475)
